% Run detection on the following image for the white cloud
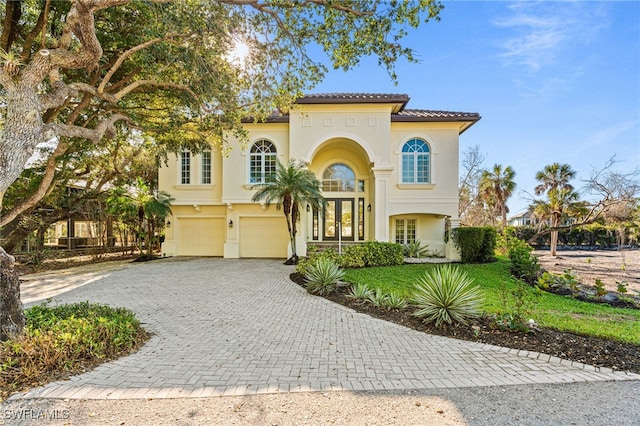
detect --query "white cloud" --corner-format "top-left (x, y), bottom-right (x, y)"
top-left (495, 2), bottom-right (609, 72)
top-left (583, 120), bottom-right (639, 149)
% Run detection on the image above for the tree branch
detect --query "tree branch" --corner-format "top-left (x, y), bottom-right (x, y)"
top-left (98, 37), bottom-right (165, 94)
top-left (114, 80), bottom-right (199, 102)
top-left (45, 113), bottom-right (129, 143)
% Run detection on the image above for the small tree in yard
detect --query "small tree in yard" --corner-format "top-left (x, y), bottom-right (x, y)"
top-left (252, 160), bottom-right (325, 264)
top-left (107, 179), bottom-right (173, 259)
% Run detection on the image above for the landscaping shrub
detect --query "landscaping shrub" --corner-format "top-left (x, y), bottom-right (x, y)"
top-left (412, 264), bottom-right (483, 326)
top-left (538, 270), bottom-right (580, 296)
top-left (304, 257), bottom-right (346, 295)
top-left (452, 227), bottom-right (496, 263)
top-left (1, 302), bottom-right (148, 399)
top-left (495, 279), bottom-right (538, 332)
top-left (497, 227), bottom-right (541, 284)
top-left (295, 247), bottom-right (341, 276)
top-left (341, 245), bottom-right (366, 268)
top-left (358, 241), bottom-right (404, 267)
top-left (403, 240), bottom-right (430, 258)
top-left (296, 242), bottom-right (404, 273)
top-left (508, 239), bottom-right (541, 285)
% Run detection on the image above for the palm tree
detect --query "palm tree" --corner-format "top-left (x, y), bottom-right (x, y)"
top-left (107, 178), bottom-right (173, 258)
top-left (534, 163), bottom-right (576, 195)
top-left (478, 164), bottom-right (516, 226)
top-left (251, 159), bottom-right (325, 264)
top-left (533, 187), bottom-right (584, 256)
top-left (534, 163), bottom-right (580, 256)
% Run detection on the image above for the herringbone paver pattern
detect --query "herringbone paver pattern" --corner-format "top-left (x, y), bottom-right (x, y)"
top-left (14, 258), bottom-right (639, 400)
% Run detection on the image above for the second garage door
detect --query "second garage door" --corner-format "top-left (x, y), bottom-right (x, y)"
top-left (240, 217), bottom-right (289, 258)
top-left (177, 217), bottom-right (225, 256)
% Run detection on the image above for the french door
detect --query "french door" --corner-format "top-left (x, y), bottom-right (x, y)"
top-left (323, 199), bottom-right (354, 241)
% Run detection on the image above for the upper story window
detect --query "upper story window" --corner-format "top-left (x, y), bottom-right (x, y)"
top-left (180, 149), bottom-right (191, 184)
top-left (201, 149), bottom-right (211, 184)
top-left (401, 138), bottom-right (430, 184)
top-left (323, 163), bottom-right (355, 192)
top-left (249, 140), bottom-right (277, 184)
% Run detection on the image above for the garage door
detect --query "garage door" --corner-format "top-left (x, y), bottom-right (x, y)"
top-left (240, 217), bottom-right (289, 258)
top-left (177, 218), bottom-right (225, 256)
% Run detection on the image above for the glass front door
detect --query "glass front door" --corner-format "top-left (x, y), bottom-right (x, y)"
top-left (323, 199), bottom-right (354, 241)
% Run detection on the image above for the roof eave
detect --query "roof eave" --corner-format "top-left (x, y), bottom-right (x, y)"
top-left (391, 115), bottom-right (482, 134)
top-left (295, 94), bottom-right (409, 112)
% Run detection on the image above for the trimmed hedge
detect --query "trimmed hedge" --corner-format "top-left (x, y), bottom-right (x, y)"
top-left (451, 227), bottom-right (496, 263)
top-left (296, 241), bottom-right (404, 275)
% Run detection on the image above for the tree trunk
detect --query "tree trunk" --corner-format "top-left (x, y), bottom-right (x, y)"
top-left (0, 246), bottom-right (25, 341)
top-left (550, 215), bottom-right (559, 256)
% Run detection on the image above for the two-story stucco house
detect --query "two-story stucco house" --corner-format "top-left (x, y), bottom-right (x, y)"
top-left (159, 93), bottom-right (480, 260)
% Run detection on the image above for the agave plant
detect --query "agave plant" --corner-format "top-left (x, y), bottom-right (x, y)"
top-left (380, 292), bottom-right (408, 310)
top-left (413, 264), bottom-right (483, 327)
top-left (403, 240), bottom-right (430, 258)
top-left (304, 258), bottom-right (345, 295)
top-left (348, 283), bottom-right (374, 301)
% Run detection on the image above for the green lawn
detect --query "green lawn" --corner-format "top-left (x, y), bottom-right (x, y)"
top-left (343, 257), bottom-right (640, 345)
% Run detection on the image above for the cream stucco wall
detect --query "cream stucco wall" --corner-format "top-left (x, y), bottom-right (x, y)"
top-left (222, 123), bottom-right (289, 205)
top-left (159, 98), bottom-right (473, 259)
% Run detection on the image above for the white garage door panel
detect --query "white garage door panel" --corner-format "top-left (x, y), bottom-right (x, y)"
top-left (178, 218), bottom-right (225, 256)
top-left (240, 217), bottom-right (288, 258)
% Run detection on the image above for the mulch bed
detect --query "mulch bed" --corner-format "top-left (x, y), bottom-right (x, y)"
top-left (291, 273), bottom-right (640, 375)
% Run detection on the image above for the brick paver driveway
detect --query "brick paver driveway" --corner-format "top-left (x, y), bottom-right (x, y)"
top-left (15, 258), bottom-right (639, 400)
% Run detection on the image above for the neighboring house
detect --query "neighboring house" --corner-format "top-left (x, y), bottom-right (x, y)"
top-left (508, 210), bottom-right (540, 227)
top-left (159, 93), bottom-right (480, 260)
top-left (508, 208), bottom-right (578, 228)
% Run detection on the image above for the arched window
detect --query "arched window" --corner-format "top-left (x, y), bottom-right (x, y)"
top-left (249, 140), bottom-right (277, 184)
top-left (401, 139), bottom-right (430, 184)
top-left (323, 163), bottom-right (355, 192)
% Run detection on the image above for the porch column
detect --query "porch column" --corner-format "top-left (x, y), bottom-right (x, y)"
top-left (372, 166), bottom-right (393, 242)
top-left (446, 218), bottom-right (462, 261)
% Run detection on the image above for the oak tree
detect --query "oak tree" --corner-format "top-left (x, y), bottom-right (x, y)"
top-left (0, 0), bottom-right (443, 338)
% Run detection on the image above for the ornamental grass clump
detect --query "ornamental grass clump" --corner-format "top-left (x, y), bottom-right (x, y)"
top-left (304, 257), bottom-right (345, 295)
top-left (412, 264), bottom-right (483, 327)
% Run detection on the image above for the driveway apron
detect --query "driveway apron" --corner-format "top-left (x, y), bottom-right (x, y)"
top-left (14, 258), bottom-right (639, 400)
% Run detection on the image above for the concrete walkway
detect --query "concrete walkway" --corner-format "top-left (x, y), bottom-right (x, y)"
top-left (11, 258), bottom-right (640, 401)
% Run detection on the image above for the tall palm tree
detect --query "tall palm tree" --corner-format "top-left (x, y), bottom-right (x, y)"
top-left (479, 164), bottom-right (516, 226)
top-left (533, 187), bottom-right (584, 256)
top-left (534, 163), bottom-right (576, 195)
top-left (252, 159), bottom-right (325, 264)
top-left (534, 163), bottom-right (580, 256)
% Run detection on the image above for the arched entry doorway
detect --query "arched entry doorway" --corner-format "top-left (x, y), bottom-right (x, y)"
top-left (321, 164), bottom-right (360, 241)
top-left (307, 138), bottom-right (372, 244)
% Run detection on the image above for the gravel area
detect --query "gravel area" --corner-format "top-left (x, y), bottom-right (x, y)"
top-left (2, 381), bottom-right (640, 425)
top-left (535, 249), bottom-right (640, 293)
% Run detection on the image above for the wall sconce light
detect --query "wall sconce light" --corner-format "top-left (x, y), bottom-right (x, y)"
top-left (367, 204), bottom-right (372, 212)
top-left (166, 220), bottom-right (171, 228)
top-left (228, 220), bottom-right (234, 228)
top-left (306, 204), bottom-right (310, 212)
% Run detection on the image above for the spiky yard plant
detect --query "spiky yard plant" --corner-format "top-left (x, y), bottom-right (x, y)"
top-left (413, 264), bottom-right (483, 327)
top-left (348, 283), bottom-right (374, 301)
top-left (304, 258), bottom-right (345, 295)
top-left (403, 240), bottom-right (430, 258)
top-left (380, 292), bottom-right (408, 310)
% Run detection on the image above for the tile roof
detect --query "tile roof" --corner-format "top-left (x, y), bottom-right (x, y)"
top-left (393, 109), bottom-right (481, 121)
top-left (296, 93), bottom-right (410, 104)
top-left (242, 94), bottom-right (481, 133)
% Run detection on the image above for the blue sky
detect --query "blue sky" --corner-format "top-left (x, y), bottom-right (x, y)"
top-left (312, 0), bottom-right (640, 215)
